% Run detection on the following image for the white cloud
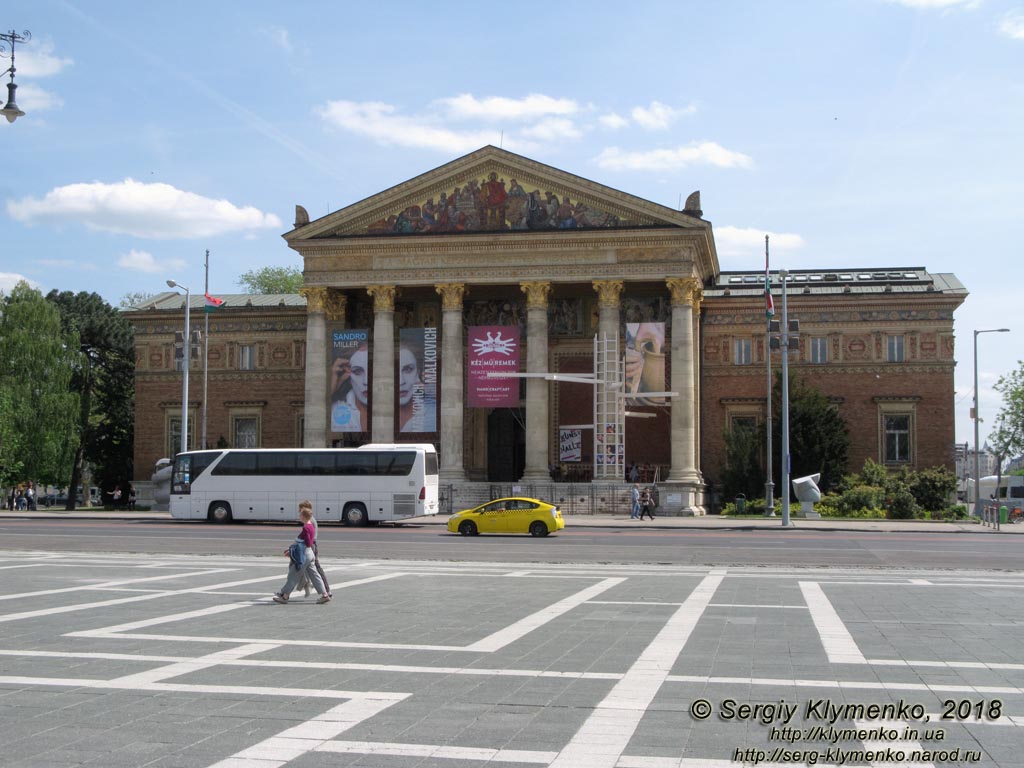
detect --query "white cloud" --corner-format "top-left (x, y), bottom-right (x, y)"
top-left (882, 0), bottom-right (979, 8)
top-left (318, 100), bottom-right (504, 153)
top-left (16, 40), bottom-right (73, 78)
top-left (0, 272), bottom-right (41, 293)
top-left (519, 117), bottom-right (583, 141)
top-left (267, 26), bottom-right (293, 52)
top-left (118, 249), bottom-right (186, 274)
top-left (594, 142), bottom-right (754, 171)
top-left (999, 11), bottom-right (1024, 39)
top-left (437, 93), bottom-right (578, 121)
top-left (714, 226), bottom-right (806, 261)
top-left (15, 83), bottom-right (63, 113)
top-left (599, 112), bottom-right (629, 130)
top-left (6, 179), bottom-right (282, 239)
top-left (630, 101), bottom-right (694, 130)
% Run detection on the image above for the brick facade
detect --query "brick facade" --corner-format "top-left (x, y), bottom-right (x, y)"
top-left (127, 298), bottom-right (307, 481)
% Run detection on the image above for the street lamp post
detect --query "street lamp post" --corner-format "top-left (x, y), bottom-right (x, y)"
top-left (1, 29), bottom-right (31, 123)
top-left (778, 269), bottom-right (793, 527)
top-left (973, 327), bottom-right (1010, 516)
top-left (167, 280), bottom-right (191, 456)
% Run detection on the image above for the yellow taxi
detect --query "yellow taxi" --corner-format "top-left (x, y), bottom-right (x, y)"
top-left (447, 497), bottom-right (565, 537)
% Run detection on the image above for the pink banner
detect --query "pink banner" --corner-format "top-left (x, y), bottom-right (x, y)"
top-left (468, 326), bottom-right (520, 407)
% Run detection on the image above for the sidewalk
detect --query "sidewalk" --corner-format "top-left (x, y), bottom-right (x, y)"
top-left (4, 508), bottom-right (1021, 533)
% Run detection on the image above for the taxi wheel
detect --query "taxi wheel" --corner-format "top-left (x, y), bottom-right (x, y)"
top-left (529, 521), bottom-right (549, 537)
top-left (458, 520), bottom-right (478, 536)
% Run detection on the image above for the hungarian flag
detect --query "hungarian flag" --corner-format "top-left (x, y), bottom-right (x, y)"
top-left (204, 292), bottom-right (224, 313)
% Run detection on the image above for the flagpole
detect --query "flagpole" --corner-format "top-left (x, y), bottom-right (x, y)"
top-left (202, 249), bottom-right (210, 450)
top-left (765, 236), bottom-right (775, 516)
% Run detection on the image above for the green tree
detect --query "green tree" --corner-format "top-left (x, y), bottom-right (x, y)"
top-left (721, 425), bottom-right (763, 503)
top-left (237, 265), bottom-right (303, 294)
top-left (119, 290), bottom-right (154, 309)
top-left (0, 282), bottom-right (79, 487)
top-left (770, 371), bottom-right (850, 493)
top-left (47, 290), bottom-right (135, 509)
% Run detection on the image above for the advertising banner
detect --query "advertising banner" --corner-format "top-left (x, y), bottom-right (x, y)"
top-left (559, 428), bottom-right (582, 462)
top-left (624, 322), bottom-right (666, 405)
top-left (398, 327), bottom-right (438, 433)
top-left (467, 326), bottom-right (520, 407)
top-left (329, 329), bottom-right (370, 433)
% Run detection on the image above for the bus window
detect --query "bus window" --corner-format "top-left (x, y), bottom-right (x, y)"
top-left (337, 453), bottom-right (377, 475)
top-left (378, 452), bottom-right (415, 476)
top-left (424, 450), bottom-right (438, 477)
top-left (258, 452), bottom-right (297, 475)
top-left (296, 452), bottom-right (337, 475)
top-left (212, 452), bottom-right (258, 475)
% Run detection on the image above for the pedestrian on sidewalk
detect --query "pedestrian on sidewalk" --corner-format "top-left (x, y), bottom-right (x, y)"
top-left (639, 487), bottom-right (655, 520)
top-left (630, 483), bottom-right (641, 519)
top-left (272, 501), bottom-right (330, 604)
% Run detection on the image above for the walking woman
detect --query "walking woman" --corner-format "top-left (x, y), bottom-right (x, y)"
top-left (272, 501), bottom-right (330, 604)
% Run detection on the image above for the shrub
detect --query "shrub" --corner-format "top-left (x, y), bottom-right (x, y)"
top-left (886, 485), bottom-right (918, 520)
top-left (837, 485), bottom-right (885, 515)
top-left (909, 466), bottom-right (957, 512)
top-left (860, 459), bottom-right (888, 487)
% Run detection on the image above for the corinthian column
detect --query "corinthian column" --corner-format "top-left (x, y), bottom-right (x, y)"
top-left (519, 281), bottom-right (552, 482)
top-left (435, 282), bottom-right (467, 481)
top-left (367, 285), bottom-right (397, 442)
top-left (300, 286), bottom-right (328, 447)
top-left (665, 278), bottom-right (703, 487)
top-left (592, 280), bottom-right (624, 341)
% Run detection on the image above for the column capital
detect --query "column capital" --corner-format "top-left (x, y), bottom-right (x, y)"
top-left (519, 281), bottom-right (552, 310)
top-left (435, 282), bottom-right (467, 312)
top-left (324, 289), bottom-right (348, 323)
top-left (299, 286), bottom-right (328, 313)
top-left (367, 285), bottom-right (397, 312)
top-left (667, 277), bottom-right (703, 310)
top-left (591, 279), bottom-right (625, 308)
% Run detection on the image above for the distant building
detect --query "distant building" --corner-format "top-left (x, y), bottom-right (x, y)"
top-left (124, 147), bottom-right (967, 514)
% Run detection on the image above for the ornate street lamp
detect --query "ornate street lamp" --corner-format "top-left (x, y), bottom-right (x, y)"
top-left (1, 29), bottom-right (30, 124)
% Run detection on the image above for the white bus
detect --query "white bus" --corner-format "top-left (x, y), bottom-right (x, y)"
top-left (169, 444), bottom-right (439, 525)
top-left (966, 475), bottom-right (1024, 510)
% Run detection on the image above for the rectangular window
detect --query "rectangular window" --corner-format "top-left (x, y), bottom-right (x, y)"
top-left (887, 335), bottom-right (904, 363)
top-left (731, 415), bottom-right (757, 433)
top-left (884, 414), bottom-right (911, 463)
top-left (810, 337), bottom-right (828, 364)
top-left (167, 414), bottom-right (195, 456)
top-left (239, 345), bottom-right (255, 371)
top-left (233, 416), bottom-right (258, 448)
top-left (733, 338), bottom-right (752, 366)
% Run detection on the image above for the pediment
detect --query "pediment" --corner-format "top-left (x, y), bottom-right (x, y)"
top-left (285, 146), bottom-right (704, 241)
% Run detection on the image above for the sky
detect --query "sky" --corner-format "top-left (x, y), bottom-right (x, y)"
top-left (3, 0), bottom-right (1023, 451)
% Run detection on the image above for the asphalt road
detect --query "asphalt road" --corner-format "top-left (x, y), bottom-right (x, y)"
top-left (1, 517), bottom-right (1022, 569)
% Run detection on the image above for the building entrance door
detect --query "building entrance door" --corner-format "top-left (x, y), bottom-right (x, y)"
top-left (486, 408), bottom-right (525, 482)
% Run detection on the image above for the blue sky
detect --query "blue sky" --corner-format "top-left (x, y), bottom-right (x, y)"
top-left (3, 0), bottom-right (1023, 450)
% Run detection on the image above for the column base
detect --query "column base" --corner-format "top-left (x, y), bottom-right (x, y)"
top-left (654, 480), bottom-right (707, 516)
top-left (439, 469), bottom-right (467, 484)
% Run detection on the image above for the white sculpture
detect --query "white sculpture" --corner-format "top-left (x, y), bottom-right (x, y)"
top-left (792, 473), bottom-right (822, 518)
top-left (151, 458), bottom-right (172, 510)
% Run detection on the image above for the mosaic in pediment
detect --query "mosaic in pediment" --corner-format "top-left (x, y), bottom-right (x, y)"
top-left (366, 173), bottom-right (625, 235)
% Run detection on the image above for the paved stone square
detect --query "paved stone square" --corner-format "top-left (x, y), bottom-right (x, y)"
top-left (0, 551), bottom-right (1021, 767)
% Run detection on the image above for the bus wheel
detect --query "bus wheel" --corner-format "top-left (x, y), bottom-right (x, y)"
top-left (458, 520), bottom-right (477, 536)
top-left (208, 502), bottom-right (232, 524)
top-left (529, 521), bottom-right (549, 537)
top-left (343, 504), bottom-right (368, 527)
